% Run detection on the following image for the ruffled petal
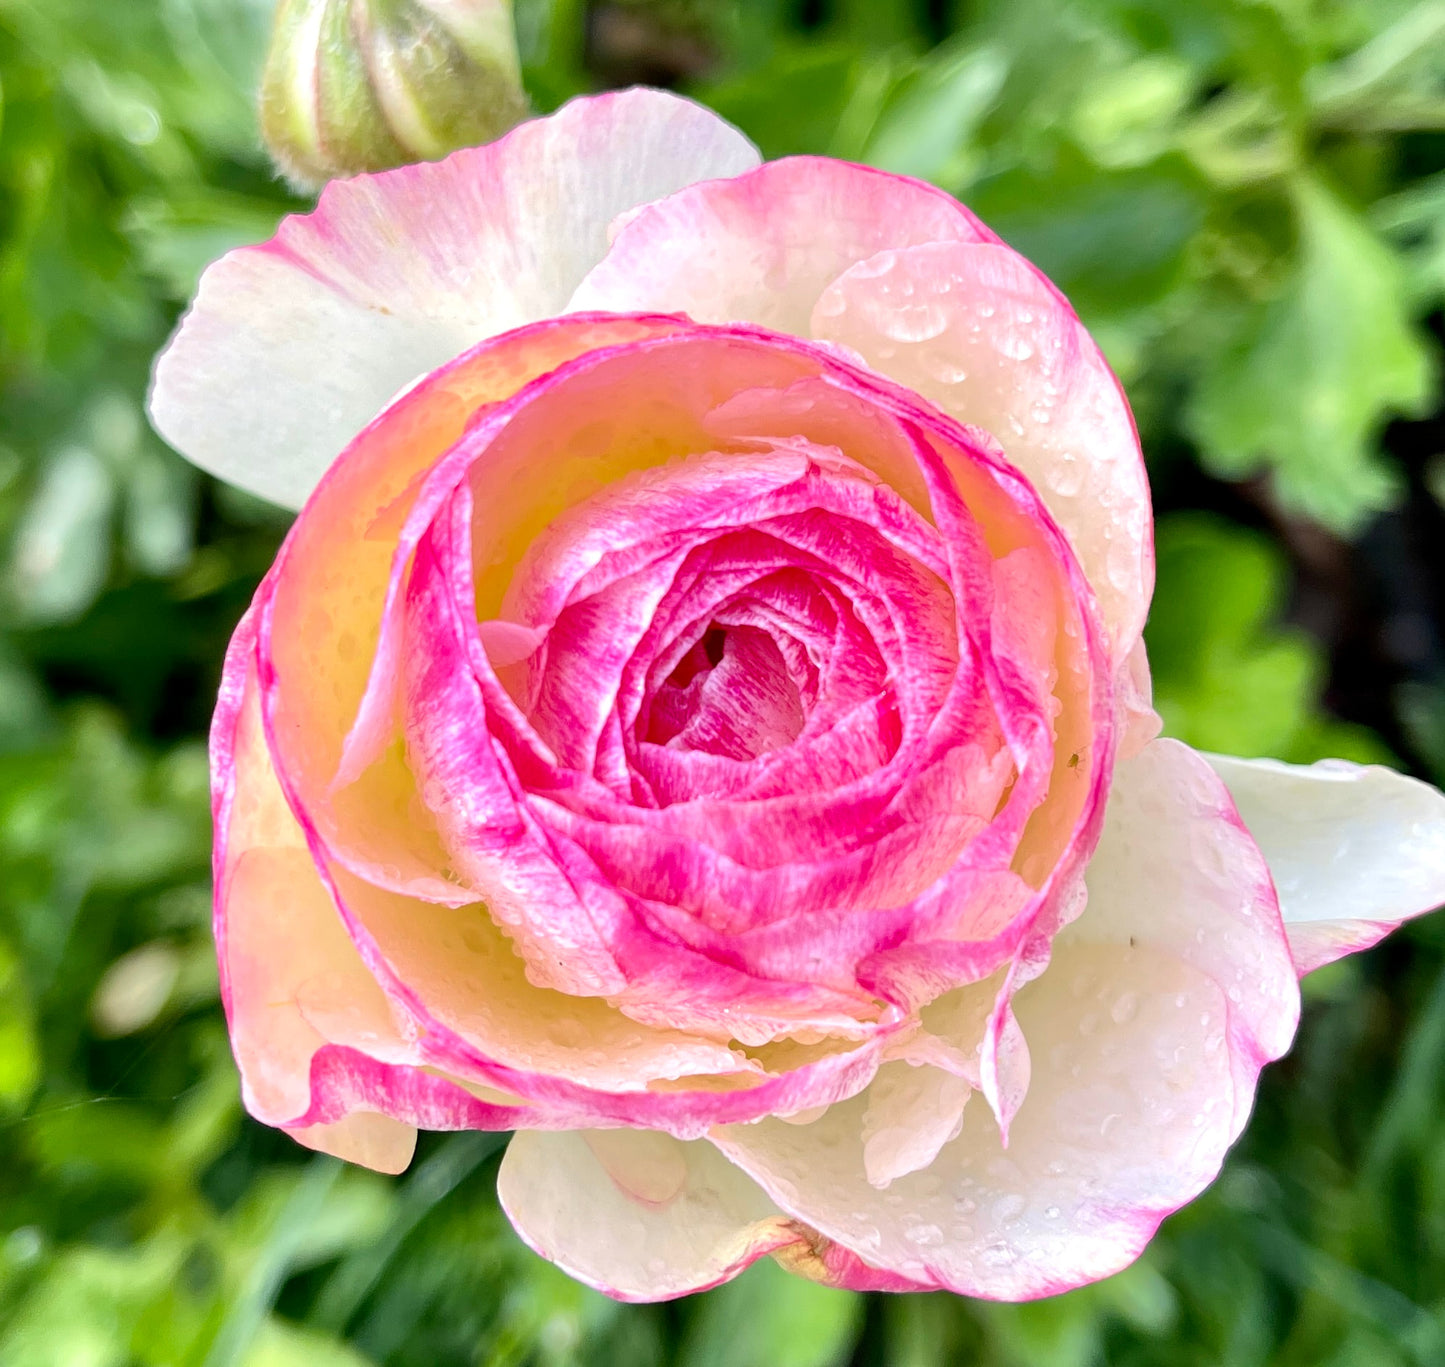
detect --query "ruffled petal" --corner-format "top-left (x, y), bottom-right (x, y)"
top-left (710, 739), bottom-right (1296, 1299)
top-left (219, 578), bottom-right (878, 1151)
top-left (1208, 753), bottom-right (1445, 975)
top-left (379, 324), bottom-right (1108, 1027)
top-left (259, 312), bottom-right (688, 888)
top-left (216, 317), bottom-right (1116, 1158)
top-left (211, 603), bottom-right (416, 1133)
top-left (496, 1129), bottom-right (801, 1302)
top-left (150, 90), bottom-right (758, 508)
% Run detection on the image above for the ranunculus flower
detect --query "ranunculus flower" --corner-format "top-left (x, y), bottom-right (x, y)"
top-left (149, 89), bottom-right (1445, 1302)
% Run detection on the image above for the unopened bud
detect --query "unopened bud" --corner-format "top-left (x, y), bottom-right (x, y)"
top-left (260, 0), bottom-right (528, 189)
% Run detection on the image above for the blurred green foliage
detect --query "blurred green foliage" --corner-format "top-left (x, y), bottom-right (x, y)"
top-left (3, 0), bottom-right (1445, 1363)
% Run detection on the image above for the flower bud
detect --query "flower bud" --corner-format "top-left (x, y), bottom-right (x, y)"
top-left (260, 0), bottom-right (528, 188)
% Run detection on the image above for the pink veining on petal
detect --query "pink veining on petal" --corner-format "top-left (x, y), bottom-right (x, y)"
top-left (363, 322), bottom-right (1114, 1042)
top-left (215, 304), bottom-right (1132, 1273)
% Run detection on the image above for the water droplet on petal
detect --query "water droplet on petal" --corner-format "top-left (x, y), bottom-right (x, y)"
top-left (906, 1222), bottom-right (945, 1246)
top-left (1111, 991), bottom-right (1140, 1025)
top-left (1048, 453), bottom-right (1084, 498)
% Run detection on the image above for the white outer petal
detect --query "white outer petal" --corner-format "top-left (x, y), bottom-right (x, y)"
top-left (496, 1129), bottom-right (798, 1302)
top-left (149, 89), bottom-right (759, 509)
top-left (861, 1061), bottom-right (971, 1188)
top-left (1207, 753), bottom-right (1445, 974)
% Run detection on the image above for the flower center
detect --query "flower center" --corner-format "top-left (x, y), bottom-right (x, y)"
top-left (479, 444), bottom-right (977, 830)
top-left (646, 622), bottom-right (806, 759)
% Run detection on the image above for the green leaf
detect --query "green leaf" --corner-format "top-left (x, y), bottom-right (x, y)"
top-left (967, 143), bottom-right (1210, 315)
top-left (882, 1294), bottom-right (971, 1367)
top-left (0, 643), bottom-right (51, 752)
top-left (1188, 176), bottom-right (1433, 529)
top-left (480, 1250), bottom-right (622, 1367)
top-left (698, 42), bottom-right (864, 160)
top-left (1145, 514), bottom-right (1392, 762)
top-left (1372, 169), bottom-right (1445, 308)
top-left (311, 1133), bottom-right (504, 1334)
top-left (206, 1159), bottom-right (347, 1367)
top-left (121, 189), bottom-right (284, 302)
top-left (1309, 0), bottom-right (1445, 133)
top-left (982, 1291), bottom-right (1102, 1367)
top-left (0, 937), bottom-right (39, 1112)
top-left (680, 1258), bottom-right (863, 1367)
top-left (0, 1241), bottom-right (177, 1367)
top-left (6, 445), bottom-right (116, 624)
top-left (863, 41), bottom-right (1008, 184)
top-left (243, 1317), bottom-right (376, 1367)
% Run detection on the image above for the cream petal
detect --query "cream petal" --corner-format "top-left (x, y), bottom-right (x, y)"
top-left (223, 843), bottom-right (415, 1123)
top-left (860, 1062), bottom-right (971, 1189)
top-left (1207, 753), bottom-right (1445, 975)
top-left (285, 1113), bottom-right (417, 1175)
top-left (320, 867), bottom-right (757, 1093)
top-left (496, 1129), bottom-right (800, 1302)
top-left (214, 617), bottom-right (417, 1130)
top-left (150, 89), bottom-right (758, 508)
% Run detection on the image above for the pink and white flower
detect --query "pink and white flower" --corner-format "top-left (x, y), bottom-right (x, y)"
top-left (149, 89), bottom-right (1445, 1302)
